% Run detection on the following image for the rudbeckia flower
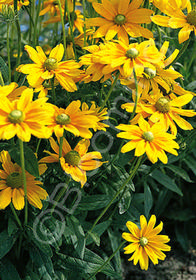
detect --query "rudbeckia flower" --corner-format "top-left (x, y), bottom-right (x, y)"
top-left (0, 82), bottom-right (27, 101)
top-left (86, 0), bottom-right (153, 45)
top-left (40, 137), bottom-right (104, 187)
top-left (0, 150), bottom-right (48, 210)
top-left (0, 0), bottom-right (29, 9)
top-left (39, 0), bottom-right (64, 16)
top-left (47, 100), bottom-right (100, 138)
top-left (122, 92), bottom-right (196, 135)
top-left (0, 90), bottom-right (51, 142)
top-left (17, 44), bottom-right (81, 92)
top-left (116, 117), bottom-right (179, 164)
top-left (151, 0), bottom-right (196, 43)
top-left (122, 215), bottom-right (171, 270)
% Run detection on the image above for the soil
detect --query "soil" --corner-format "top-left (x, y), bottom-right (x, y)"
top-left (122, 247), bottom-right (196, 280)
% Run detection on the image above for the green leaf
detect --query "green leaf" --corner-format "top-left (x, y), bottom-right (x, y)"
top-left (66, 216), bottom-right (86, 259)
top-left (184, 158), bottom-right (196, 176)
top-left (0, 258), bottom-right (21, 280)
top-left (154, 189), bottom-right (172, 216)
top-left (8, 217), bottom-right (18, 236)
top-left (118, 190), bottom-right (132, 214)
top-left (29, 246), bottom-right (55, 278)
top-left (0, 230), bottom-right (19, 259)
top-left (87, 232), bottom-right (100, 247)
top-left (0, 56), bottom-right (9, 83)
top-left (165, 165), bottom-right (193, 182)
top-left (144, 182), bottom-right (153, 218)
top-left (150, 170), bottom-right (183, 196)
top-left (78, 195), bottom-right (114, 211)
top-left (57, 248), bottom-right (121, 279)
top-left (86, 221), bottom-right (111, 246)
top-left (108, 229), bottom-right (122, 274)
top-left (175, 224), bottom-right (189, 252)
top-left (9, 144), bottom-right (39, 178)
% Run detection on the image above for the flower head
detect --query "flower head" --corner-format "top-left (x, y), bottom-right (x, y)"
top-left (0, 82), bottom-right (28, 101)
top-left (0, 90), bottom-right (51, 142)
top-left (86, 0), bottom-right (153, 45)
top-left (40, 137), bottom-right (104, 187)
top-left (116, 117), bottom-right (179, 164)
top-left (17, 44), bottom-right (81, 92)
top-left (0, 150), bottom-right (48, 210)
top-left (122, 215), bottom-right (171, 270)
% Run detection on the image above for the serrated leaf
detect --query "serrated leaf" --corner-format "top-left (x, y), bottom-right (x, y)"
top-left (0, 258), bottom-right (21, 280)
top-left (9, 144), bottom-right (39, 178)
top-left (0, 230), bottom-right (19, 259)
top-left (150, 170), bottom-right (183, 196)
top-left (144, 182), bottom-right (153, 218)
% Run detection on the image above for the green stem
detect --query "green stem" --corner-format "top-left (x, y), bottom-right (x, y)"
top-left (100, 72), bottom-right (120, 110)
top-left (10, 203), bottom-right (23, 229)
top-left (85, 156), bottom-right (143, 240)
top-left (65, 0), bottom-right (77, 59)
top-left (58, 0), bottom-right (67, 59)
top-left (51, 78), bottom-right (56, 103)
top-left (14, 0), bottom-right (21, 75)
top-left (51, 177), bottom-right (70, 212)
top-left (19, 139), bottom-right (28, 226)
top-left (172, 36), bottom-right (191, 65)
top-left (130, 68), bottom-right (139, 120)
top-left (82, 0), bottom-right (87, 47)
top-left (59, 136), bottom-right (63, 158)
top-left (33, 0), bottom-right (42, 47)
top-left (7, 23), bottom-right (11, 83)
top-left (87, 241), bottom-right (126, 280)
top-left (36, 139), bottom-right (41, 155)
top-left (0, 71), bottom-right (4, 86)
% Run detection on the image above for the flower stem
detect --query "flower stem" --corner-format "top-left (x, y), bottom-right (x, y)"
top-left (14, 0), bottom-right (21, 70)
top-left (87, 241), bottom-right (126, 280)
top-left (19, 139), bottom-right (28, 226)
top-left (130, 68), bottom-right (139, 120)
top-left (7, 22), bottom-right (11, 83)
top-left (100, 72), bottom-right (120, 110)
top-left (10, 203), bottom-right (22, 229)
top-left (65, 0), bottom-right (77, 59)
top-left (51, 177), bottom-right (70, 212)
top-left (58, 0), bottom-right (67, 59)
top-left (82, 0), bottom-right (87, 47)
top-left (51, 77), bottom-right (56, 103)
top-left (172, 36), bottom-right (191, 64)
top-left (35, 138), bottom-right (41, 156)
top-left (59, 136), bottom-right (63, 158)
top-left (85, 156), bottom-right (143, 240)
top-left (0, 71), bottom-right (4, 86)
top-left (33, 0), bottom-right (42, 47)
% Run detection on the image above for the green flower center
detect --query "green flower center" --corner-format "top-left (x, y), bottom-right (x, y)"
top-left (6, 172), bottom-right (23, 189)
top-left (139, 237), bottom-right (148, 247)
top-left (64, 150), bottom-right (81, 166)
top-left (144, 67), bottom-right (157, 79)
top-left (55, 113), bottom-right (71, 125)
top-left (114, 14), bottom-right (126, 25)
top-left (43, 58), bottom-right (58, 71)
top-left (126, 48), bottom-right (139, 59)
top-left (142, 131), bottom-right (154, 142)
top-left (187, 10), bottom-right (196, 26)
top-left (8, 110), bottom-right (24, 123)
top-left (155, 97), bottom-right (170, 113)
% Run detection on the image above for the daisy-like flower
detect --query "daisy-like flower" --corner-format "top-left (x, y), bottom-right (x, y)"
top-left (39, 137), bottom-right (104, 187)
top-left (17, 44), bottom-right (81, 92)
top-left (93, 40), bottom-right (164, 77)
top-left (0, 0), bottom-right (29, 9)
top-left (122, 92), bottom-right (196, 136)
top-left (122, 215), bottom-right (171, 270)
top-left (81, 102), bottom-right (109, 131)
top-left (116, 117), bottom-right (179, 164)
top-left (0, 82), bottom-right (27, 101)
top-left (151, 0), bottom-right (196, 43)
top-left (0, 90), bottom-right (51, 142)
top-left (86, 0), bottom-right (153, 45)
top-left (47, 100), bottom-right (100, 138)
top-left (0, 150), bottom-right (48, 210)
top-left (39, 0), bottom-right (64, 17)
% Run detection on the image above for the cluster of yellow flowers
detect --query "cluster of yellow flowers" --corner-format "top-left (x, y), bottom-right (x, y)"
top-left (0, 0), bottom-right (195, 272)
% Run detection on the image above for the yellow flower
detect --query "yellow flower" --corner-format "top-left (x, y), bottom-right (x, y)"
top-left (40, 138), bottom-right (104, 187)
top-left (47, 100), bottom-right (100, 138)
top-left (0, 82), bottom-right (27, 101)
top-left (0, 89), bottom-right (51, 142)
top-left (81, 101), bottom-right (109, 131)
top-left (0, 0), bottom-right (29, 9)
top-left (86, 0), bottom-right (153, 45)
top-left (17, 44), bottom-right (81, 92)
top-left (122, 215), bottom-right (171, 270)
top-left (33, 78), bottom-right (59, 98)
top-left (151, 0), bottom-right (196, 43)
top-left (0, 150), bottom-right (48, 210)
top-left (92, 40), bottom-right (164, 77)
top-left (116, 117), bottom-right (179, 164)
top-left (122, 92), bottom-right (196, 135)
top-left (39, 0), bottom-right (64, 16)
